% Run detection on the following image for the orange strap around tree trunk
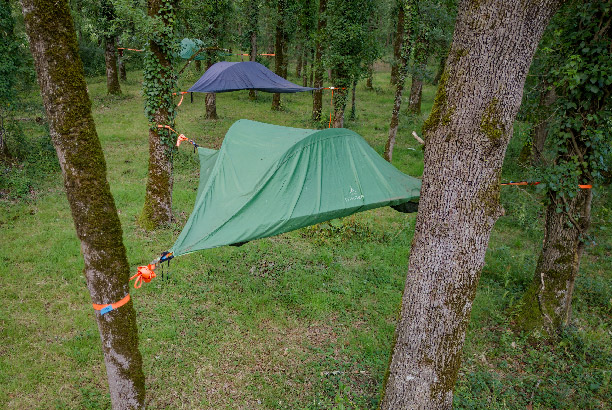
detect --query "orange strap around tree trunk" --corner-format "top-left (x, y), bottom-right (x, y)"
top-left (92, 294), bottom-right (131, 315)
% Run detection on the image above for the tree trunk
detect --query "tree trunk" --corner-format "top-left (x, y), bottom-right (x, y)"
top-left (366, 63), bottom-right (374, 90)
top-left (516, 188), bottom-right (592, 333)
top-left (309, 47), bottom-right (314, 87)
top-left (105, 36), bottom-right (121, 95)
top-left (390, 3), bottom-right (405, 86)
top-left (312, 0), bottom-right (326, 121)
top-left (302, 49), bottom-right (308, 87)
top-left (380, 1), bottom-right (562, 408)
top-left (384, 1), bottom-right (414, 163)
top-left (519, 85), bottom-right (556, 165)
top-left (21, 0), bottom-right (145, 408)
top-left (205, 92), bottom-right (218, 119)
top-left (433, 54), bottom-right (446, 85)
top-left (141, 0), bottom-right (178, 228)
top-left (249, 29), bottom-right (257, 100)
top-left (349, 78), bottom-right (357, 120)
top-left (118, 55), bottom-right (127, 81)
top-left (407, 63), bottom-right (425, 115)
top-left (195, 59), bottom-right (201, 72)
top-left (272, 0), bottom-right (286, 111)
top-left (296, 45), bottom-right (302, 77)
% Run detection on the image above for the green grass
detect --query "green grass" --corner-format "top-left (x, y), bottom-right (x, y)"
top-left (1, 63), bottom-right (611, 409)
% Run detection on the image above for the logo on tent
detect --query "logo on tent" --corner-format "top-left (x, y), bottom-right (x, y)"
top-left (345, 186), bottom-right (364, 202)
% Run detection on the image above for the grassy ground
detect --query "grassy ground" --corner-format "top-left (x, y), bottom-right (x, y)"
top-left (0, 63), bottom-right (610, 409)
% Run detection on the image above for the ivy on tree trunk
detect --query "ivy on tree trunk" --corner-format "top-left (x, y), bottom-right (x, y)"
top-left (141, 0), bottom-right (179, 229)
top-left (379, 1), bottom-right (562, 407)
top-left (21, 0), bottom-right (145, 407)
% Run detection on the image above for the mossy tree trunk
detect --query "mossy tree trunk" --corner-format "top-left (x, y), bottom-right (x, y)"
top-left (390, 2), bottom-right (405, 86)
top-left (118, 55), bottom-right (127, 81)
top-left (105, 35), bottom-right (121, 95)
top-left (366, 63), bottom-right (374, 90)
top-left (21, 0), bottom-right (145, 408)
top-left (141, 0), bottom-right (178, 228)
top-left (205, 60), bottom-right (218, 119)
top-left (271, 0), bottom-right (286, 111)
top-left (312, 0), bottom-right (326, 121)
top-left (432, 53), bottom-right (446, 85)
top-left (379, 1), bottom-right (562, 408)
top-left (384, 0), bottom-right (414, 163)
top-left (516, 188), bottom-right (592, 333)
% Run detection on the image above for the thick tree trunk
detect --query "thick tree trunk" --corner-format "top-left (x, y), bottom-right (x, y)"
top-left (105, 36), bottom-right (121, 95)
top-left (407, 63), bottom-right (425, 115)
top-left (141, 0), bottom-right (178, 228)
top-left (384, 1), bottom-right (414, 163)
top-left (249, 29), bottom-right (257, 100)
top-left (312, 0), bottom-right (326, 121)
top-left (516, 188), bottom-right (592, 333)
top-left (20, 0), bottom-right (145, 408)
top-left (272, 0), bottom-right (286, 111)
top-left (380, 1), bottom-right (562, 408)
top-left (390, 4), bottom-right (405, 86)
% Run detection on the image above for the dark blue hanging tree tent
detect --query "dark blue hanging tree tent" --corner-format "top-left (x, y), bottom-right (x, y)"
top-left (187, 61), bottom-right (317, 94)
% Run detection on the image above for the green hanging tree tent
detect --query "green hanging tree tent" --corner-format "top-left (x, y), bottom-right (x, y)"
top-left (167, 119), bottom-right (421, 259)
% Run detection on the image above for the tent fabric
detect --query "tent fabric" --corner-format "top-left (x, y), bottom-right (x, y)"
top-left (169, 119), bottom-right (421, 257)
top-left (179, 38), bottom-right (207, 61)
top-left (187, 61), bottom-right (317, 94)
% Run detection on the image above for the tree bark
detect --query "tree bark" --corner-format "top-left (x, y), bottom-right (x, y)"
top-left (312, 0), bottom-right (326, 121)
top-left (105, 35), bottom-right (121, 95)
top-left (390, 3), bottom-right (405, 86)
top-left (366, 63), bottom-right (374, 90)
top-left (249, 28), bottom-right (257, 100)
top-left (380, 1), bottom-right (563, 408)
top-left (296, 45), bottom-right (303, 77)
top-left (349, 78), bottom-right (357, 120)
top-left (302, 48), bottom-right (308, 87)
top-left (195, 59), bottom-right (201, 72)
top-left (516, 188), bottom-right (592, 333)
top-left (205, 92), bottom-right (218, 119)
top-left (20, 0), bottom-right (145, 408)
top-left (272, 0), bottom-right (286, 111)
top-left (118, 55), bottom-right (127, 81)
top-left (141, 0), bottom-right (178, 228)
top-left (407, 62), bottom-right (425, 115)
top-left (519, 85), bottom-right (556, 165)
top-left (384, 1), bottom-right (414, 163)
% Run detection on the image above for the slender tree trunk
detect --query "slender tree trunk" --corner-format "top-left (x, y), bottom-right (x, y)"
top-left (105, 36), bottom-right (121, 95)
top-left (21, 0), bottom-right (145, 408)
top-left (195, 59), bottom-right (201, 71)
top-left (272, 0), bottom-right (286, 111)
top-left (390, 3), bottom-right (405, 86)
top-left (433, 53), bottom-right (446, 85)
top-left (516, 188), bottom-right (592, 333)
top-left (296, 45), bottom-right (302, 77)
top-left (249, 28), bottom-right (257, 100)
top-left (349, 78), bottom-right (357, 120)
top-left (384, 1), bottom-right (414, 163)
top-left (519, 85), bottom-right (556, 165)
top-left (366, 63), bottom-right (374, 89)
top-left (380, 1), bottom-right (562, 408)
top-left (141, 0), bottom-right (178, 228)
top-left (309, 47), bottom-right (314, 87)
top-left (312, 0), bottom-right (326, 121)
top-left (407, 63), bottom-right (425, 115)
top-left (302, 48), bottom-right (308, 87)
top-left (118, 55), bottom-right (127, 81)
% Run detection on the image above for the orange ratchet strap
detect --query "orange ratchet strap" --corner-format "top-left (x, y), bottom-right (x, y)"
top-left (92, 294), bottom-right (131, 316)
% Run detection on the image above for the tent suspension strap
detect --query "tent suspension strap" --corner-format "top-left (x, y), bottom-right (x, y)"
top-left (92, 294), bottom-right (131, 315)
top-left (156, 124), bottom-right (200, 151)
top-left (173, 91), bottom-right (190, 107)
top-left (131, 252), bottom-right (173, 289)
top-left (501, 181), bottom-right (592, 189)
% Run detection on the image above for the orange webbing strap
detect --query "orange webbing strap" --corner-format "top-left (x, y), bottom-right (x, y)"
top-left (173, 91), bottom-right (189, 107)
top-left (117, 48), bottom-right (144, 52)
top-left (92, 294), bottom-right (131, 316)
top-left (131, 264), bottom-right (156, 289)
top-left (501, 181), bottom-right (593, 189)
top-left (322, 87), bottom-right (347, 128)
top-left (260, 53), bottom-right (275, 56)
top-left (156, 124), bottom-right (186, 146)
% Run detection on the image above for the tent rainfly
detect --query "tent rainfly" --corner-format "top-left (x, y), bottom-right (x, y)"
top-left (168, 119), bottom-right (421, 258)
top-left (187, 61), bottom-right (317, 94)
